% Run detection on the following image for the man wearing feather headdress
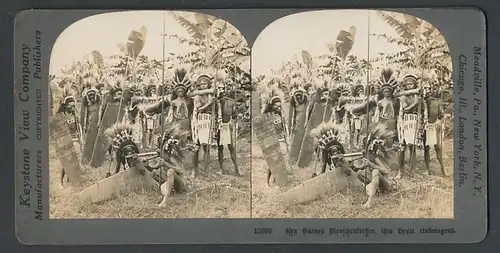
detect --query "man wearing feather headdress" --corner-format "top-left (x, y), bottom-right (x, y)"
top-left (80, 86), bottom-right (101, 134)
top-left (288, 78), bottom-right (309, 135)
top-left (164, 67), bottom-right (199, 177)
top-left (56, 91), bottom-right (83, 185)
top-left (104, 122), bottom-right (141, 176)
top-left (167, 68), bottom-right (194, 132)
top-left (331, 84), bottom-right (354, 147)
top-left (192, 68), bottom-right (240, 175)
top-left (214, 80), bottom-right (240, 175)
top-left (350, 84), bottom-right (365, 148)
top-left (149, 122), bottom-right (190, 207)
top-left (124, 84), bottom-right (144, 125)
top-left (144, 84), bottom-right (157, 98)
top-left (99, 83), bottom-right (125, 124)
top-left (422, 80), bottom-right (447, 176)
top-left (57, 95), bottom-right (81, 141)
top-left (311, 122), bottom-right (395, 208)
top-left (349, 69), bottom-right (404, 174)
top-left (261, 84), bottom-right (289, 146)
top-left (305, 79), bottom-right (336, 125)
top-left (95, 83), bottom-right (105, 97)
top-left (399, 70), bottom-right (426, 176)
top-left (192, 69), bottom-right (218, 162)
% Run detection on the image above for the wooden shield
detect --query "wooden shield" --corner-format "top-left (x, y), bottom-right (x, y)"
top-left (251, 90), bottom-right (261, 118)
top-left (280, 166), bottom-right (363, 207)
top-left (77, 165), bottom-right (158, 205)
top-left (89, 102), bottom-right (125, 167)
top-left (288, 102), bottom-right (308, 165)
top-left (49, 114), bottom-right (83, 186)
top-left (296, 102), bottom-right (333, 168)
top-left (253, 114), bottom-right (289, 186)
top-left (82, 103), bottom-right (100, 164)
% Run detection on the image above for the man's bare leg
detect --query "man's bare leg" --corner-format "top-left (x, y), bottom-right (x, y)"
top-left (191, 146), bottom-right (199, 179)
top-left (266, 169), bottom-right (272, 187)
top-left (424, 146), bottom-right (431, 175)
top-left (228, 144), bottom-right (241, 176)
top-left (396, 148), bottom-right (405, 179)
top-left (408, 144), bottom-right (417, 175)
top-left (217, 145), bottom-right (225, 174)
top-left (60, 168), bottom-right (66, 187)
top-left (158, 169), bottom-right (176, 208)
top-left (435, 144), bottom-right (447, 176)
top-left (363, 169), bottom-right (380, 208)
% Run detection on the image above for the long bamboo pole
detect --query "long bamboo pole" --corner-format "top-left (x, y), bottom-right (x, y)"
top-left (159, 11), bottom-right (167, 182)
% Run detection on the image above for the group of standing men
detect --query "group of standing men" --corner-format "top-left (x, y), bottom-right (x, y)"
top-left (261, 67), bottom-right (448, 179)
top-left (54, 66), bottom-right (246, 188)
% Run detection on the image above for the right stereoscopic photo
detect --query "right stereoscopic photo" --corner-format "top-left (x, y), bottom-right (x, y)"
top-left (251, 10), bottom-right (454, 218)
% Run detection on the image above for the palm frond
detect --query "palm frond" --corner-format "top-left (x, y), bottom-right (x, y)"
top-left (376, 11), bottom-right (414, 39)
top-left (168, 11), bottom-right (206, 40)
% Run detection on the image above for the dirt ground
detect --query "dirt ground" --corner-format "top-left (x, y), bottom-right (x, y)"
top-left (49, 133), bottom-right (252, 219)
top-left (251, 133), bottom-right (454, 219)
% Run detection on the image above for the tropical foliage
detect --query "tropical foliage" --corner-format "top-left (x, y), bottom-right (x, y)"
top-left (254, 11), bottom-right (453, 137)
top-left (52, 12), bottom-right (250, 97)
top-left (51, 11), bottom-right (252, 135)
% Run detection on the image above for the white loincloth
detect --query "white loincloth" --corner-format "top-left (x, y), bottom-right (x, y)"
top-left (353, 117), bottom-right (362, 130)
top-left (146, 115), bottom-right (156, 130)
top-left (397, 114), bottom-right (404, 144)
top-left (336, 123), bottom-right (349, 145)
top-left (425, 122), bottom-right (441, 147)
top-left (219, 122), bottom-right (234, 146)
top-left (402, 114), bottom-right (418, 144)
top-left (197, 113), bottom-right (212, 144)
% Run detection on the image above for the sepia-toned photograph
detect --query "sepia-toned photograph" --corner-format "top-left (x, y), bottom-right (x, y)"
top-left (48, 10), bottom-right (252, 219)
top-left (251, 10), bottom-right (454, 218)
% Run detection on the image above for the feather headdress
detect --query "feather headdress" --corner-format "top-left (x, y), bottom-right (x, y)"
top-left (398, 67), bottom-right (421, 83)
top-left (106, 75), bottom-right (125, 90)
top-left (377, 68), bottom-right (398, 90)
top-left (364, 120), bottom-right (397, 158)
top-left (82, 87), bottom-right (99, 99)
top-left (80, 69), bottom-right (99, 89)
top-left (289, 77), bottom-right (308, 97)
top-left (104, 122), bottom-right (137, 149)
top-left (152, 121), bottom-right (190, 160)
top-left (310, 122), bottom-right (344, 150)
top-left (351, 84), bottom-right (365, 97)
top-left (334, 83), bottom-right (351, 96)
top-left (142, 74), bottom-right (158, 87)
top-left (367, 120), bottom-right (396, 140)
top-left (260, 84), bottom-right (285, 114)
top-left (171, 65), bottom-right (191, 90)
top-left (192, 66), bottom-right (218, 82)
top-left (58, 80), bottom-right (77, 103)
top-left (311, 76), bottom-right (331, 92)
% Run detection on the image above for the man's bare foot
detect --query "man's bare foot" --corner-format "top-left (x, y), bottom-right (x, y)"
top-left (158, 201), bottom-right (168, 208)
top-left (362, 201), bottom-right (372, 209)
top-left (441, 167), bottom-right (449, 177)
top-left (395, 172), bottom-right (402, 179)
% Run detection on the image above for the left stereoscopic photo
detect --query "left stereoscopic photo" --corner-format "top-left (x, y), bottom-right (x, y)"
top-left (48, 11), bottom-right (252, 219)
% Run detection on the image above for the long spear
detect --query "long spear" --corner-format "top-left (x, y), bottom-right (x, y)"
top-left (410, 23), bottom-right (424, 176)
top-left (364, 11), bottom-right (372, 183)
top-left (159, 11), bottom-right (167, 182)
